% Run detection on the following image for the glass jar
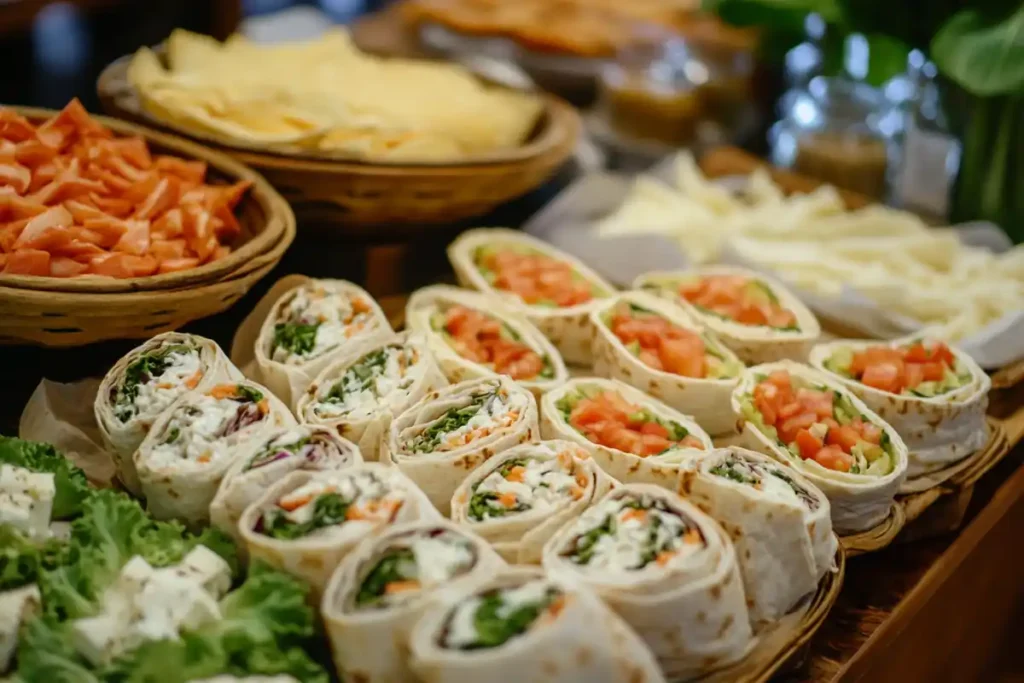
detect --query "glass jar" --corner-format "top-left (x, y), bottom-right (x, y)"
top-left (596, 34), bottom-right (703, 147)
top-left (770, 76), bottom-right (895, 199)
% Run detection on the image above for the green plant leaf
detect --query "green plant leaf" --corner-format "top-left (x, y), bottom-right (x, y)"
top-left (932, 5), bottom-right (1024, 96)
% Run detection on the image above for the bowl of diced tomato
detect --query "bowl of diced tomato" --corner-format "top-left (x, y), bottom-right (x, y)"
top-left (0, 101), bottom-right (294, 345)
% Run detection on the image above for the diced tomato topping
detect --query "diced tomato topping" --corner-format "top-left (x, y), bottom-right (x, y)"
top-left (861, 361), bottom-right (905, 394)
top-left (442, 305), bottom-right (547, 381)
top-left (920, 361), bottom-right (945, 382)
top-left (778, 412), bottom-right (817, 443)
top-left (608, 302), bottom-right (711, 379)
top-left (826, 425), bottom-right (862, 454)
top-left (813, 445), bottom-right (853, 472)
top-left (852, 420), bottom-right (882, 445)
top-left (794, 428), bottom-right (824, 459)
top-left (904, 363), bottom-right (925, 390)
top-left (796, 387), bottom-right (833, 418)
top-left (567, 390), bottom-right (701, 457)
top-left (481, 248), bottom-right (595, 307)
top-left (847, 341), bottom-right (958, 393)
top-left (678, 274), bottom-right (797, 330)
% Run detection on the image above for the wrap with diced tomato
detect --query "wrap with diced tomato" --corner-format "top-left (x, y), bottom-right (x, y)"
top-left (731, 361), bottom-right (909, 533)
top-left (810, 338), bottom-right (990, 480)
top-left (95, 332), bottom-right (243, 495)
top-left (238, 464), bottom-right (441, 596)
top-left (678, 447), bottom-right (836, 624)
top-left (322, 520), bottom-right (506, 683)
top-left (542, 485), bottom-right (751, 679)
top-left (447, 228), bottom-right (617, 366)
top-left (296, 333), bottom-right (449, 461)
top-left (253, 279), bottom-right (394, 408)
top-left (405, 285), bottom-right (568, 397)
top-left (634, 266), bottom-right (820, 364)
top-left (381, 376), bottom-right (540, 516)
top-left (209, 425), bottom-right (362, 540)
top-left (449, 440), bottom-right (617, 564)
top-left (406, 565), bottom-right (666, 683)
top-left (539, 378), bottom-right (712, 489)
top-left (591, 291), bottom-right (745, 435)
top-left (133, 380), bottom-right (295, 525)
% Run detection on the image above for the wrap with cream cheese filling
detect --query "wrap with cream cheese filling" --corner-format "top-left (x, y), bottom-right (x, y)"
top-left (239, 464), bottom-right (441, 595)
top-left (542, 485), bottom-right (752, 679)
top-left (405, 285), bottom-right (568, 397)
top-left (634, 266), bottom-right (820, 364)
top-left (209, 424), bottom-right (362, 539)
top-left (253, 279), bottom-right (394, 408)
top-left (447, 227), bottom-right (617, 366)
top-left (810, 338), bottom-right (990, 479)
top-left (382, 376), bottom-right (540, 515)
top-left (449, 439), bottom-right (617, 564)
top-left (296, 333), bottom-right (449, 461)
top-left (540, 378), bottom-right (712, 489)
top-left (407, 565), bottom-right (667, 683)
top-left (678, 446), bottom-right (836, 624)
top-left (591, 291), bottom-right (745, 436)
top-left (731, 360), bottom-right (909, 532)
top-left (133, 380), bottom-right (295, 525)
top-left (95, 332), bottom-right (242, 495)
top-left (322, 520), bottom-right (506, 683)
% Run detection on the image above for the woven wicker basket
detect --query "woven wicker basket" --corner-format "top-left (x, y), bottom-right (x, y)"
top-left (0, 195), bottom-right (294, 346)
top-left (0, 107), bottom-right (290, 294)
top-left (97, 55), bottom-right (581, 229)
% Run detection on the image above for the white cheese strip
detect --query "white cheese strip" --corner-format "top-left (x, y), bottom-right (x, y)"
top-left (0, 585), bottom-right (40, 672)
top-left (407, 532), bottom-right (474, 587)
top-left (0, 465), bottom-right (55, 540)
top-left (126, 346), bottom-right (202, 421)
top-left (473, 456), bottom-right (579, 519)
top-left (312, 345), bottom-right (424, 420)
top-left (146, 392), bottom-right (262, 469)
top-left (271, 285), bottom-right (380, 365)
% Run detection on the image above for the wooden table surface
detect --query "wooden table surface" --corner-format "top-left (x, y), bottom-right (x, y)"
top-left (4, 195), bottom-right (1023, 681)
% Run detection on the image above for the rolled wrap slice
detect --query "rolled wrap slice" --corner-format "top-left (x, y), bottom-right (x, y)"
top-left (542, 485), bottom-right (752, 679)
top-left (540, 378), bottom-right (712, 489)
top-left (383, 376), bottom-right (540, 515)
top-left (678, 446), bottom-right (836, 624)
top-left (322, 520), bottom-right (506, 683)
top-left (95, 332), bottom-right (242, 495)
top-left (591, 291), bottom-right (745, 436)
top-left (296, 333), bottom-right (449, 461)
top-left (810, 337), bottom-right (990, 479)
top-left (407, 565), bottom-right (666, 683)
top-left (450, 440), bottom-right (617, 564)
top-left (447, 227), bottom-right (617, 365)
top-left (406, 285), bottom-right (568, 397)
top-left (731, 361), bottom-right (909, 533)
top-left (209, 425), bottom-right (363, 539)
top-left (635, 266), bottom-right (820, 364)
top-left (254, 279), bottom-right (394, 408)
top-left (133, 380), bottom-right (295, 525)
top-left (239, 463), bottom-right (441, 595)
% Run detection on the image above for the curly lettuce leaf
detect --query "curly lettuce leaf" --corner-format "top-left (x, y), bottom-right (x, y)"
top-left (40, 491), bottom-right (238, 621)
top-left (0, 525), bottom-right (69, 592)
top-left (13, 617), bottom-right (101, 683)
top-left (0, 437), bottom-right (91, 519)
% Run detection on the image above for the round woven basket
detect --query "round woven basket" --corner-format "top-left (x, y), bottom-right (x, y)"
top-left (97, 55), bottom-right (580, 229)
top-left (0, 194), bottom-right (295, 346)
top-left (0, 107), bottom-right (290, 294)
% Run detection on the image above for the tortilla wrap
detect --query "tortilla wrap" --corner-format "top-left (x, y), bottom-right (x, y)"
top-left (405, 285), bottom-right (568, 398)
top-left (447, 228), bottom-right (618, 366)
top-left (590, 290), bottom-right (745, 436)
top-left (238, 464), bottom-right (441, 596)
top-left (296, 333), bottom-right (449, 461)
top-left (542, 485), bottom-right (752, 679)
top-left (809, 338), bottom-right (990, 480)
top-left (634, 266), bottom-right (821, 364)
top-left (209, 425), bottom-right (362, 540)
top-left (133, 380), bottom-right (295, 525)
top-left (678, 446), bottom-right (836, 624)
top-left (381, 376), bottom-right (540, 516)
top-left (407, 565), bottom-right (667, 683)
top-left (449, 440), bottom-right (617, 564)
top-left (540, 378), bottom-right (712, 489)
top-left (322, 520), bottom-right (507, 683)
top-left (253, 278), bottom-right (394, 409)
top-left (95, 332), bottom-right (242, 495)
top-left (731, 361), bottom-right (909, 533)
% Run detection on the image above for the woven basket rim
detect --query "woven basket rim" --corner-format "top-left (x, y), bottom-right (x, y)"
top-left (0, 106), bottom-right (293, 294)
top-left (96, 51), bottom-right (580, 170)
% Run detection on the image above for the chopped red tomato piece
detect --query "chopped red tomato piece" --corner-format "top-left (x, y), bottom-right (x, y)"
top-left (678, 274), bottom-right (797, 329)
top-left (567, 390), bottom-right (701, 457)
top-left (481, 248), bottom-right (594, 307)
top-left (794, 428), bottom-right (824, 459)
top-left (778, 412), bottom-right (817, 443)
top-left (826, 425), bottom-right (862, 454)
top-left (813, 445), bottom-right (853, 472)
top-left (442, 305), bottom-right (546, 381)
top-left (861, 362), bottom-right (905, 394)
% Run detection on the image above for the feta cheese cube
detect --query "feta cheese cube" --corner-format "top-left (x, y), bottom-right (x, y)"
top-left (127, 569), bottom-right (221, 648)
top-left (70, 613), bottom-right (126, 667)
top-left (177, 546), bottom-right (232, 598)
top-left (0, 465), bottom-right (55, 539)
top-left (0, 585), bottom-right (40, 673)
